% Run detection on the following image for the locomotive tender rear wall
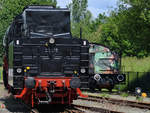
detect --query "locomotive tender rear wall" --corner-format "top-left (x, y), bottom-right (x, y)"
top-left (13, 37), bottom-right (88, 79)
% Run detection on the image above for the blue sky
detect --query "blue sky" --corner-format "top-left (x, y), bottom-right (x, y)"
top-left (57, 0), bottom-right (119, 18)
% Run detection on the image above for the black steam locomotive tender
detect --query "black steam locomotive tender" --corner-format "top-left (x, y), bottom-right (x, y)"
top-left (3, 6), bottom-right (89, 107)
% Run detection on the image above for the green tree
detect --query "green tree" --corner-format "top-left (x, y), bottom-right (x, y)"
top-left (71, 10), bottom-right (92, 37)
top-left (90, 13), bottom-right (107, 32)
top-left (98, 0), bottom-right (150, 57)
top-left (120, 0), bottom-right (150, 57)
top-left (70, 0), bottom-right (95, 40)
top-left (71, 0), bottom-right (88, 23)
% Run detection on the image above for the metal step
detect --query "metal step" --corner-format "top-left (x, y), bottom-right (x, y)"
top-left (80, 59), bottom-right (89, 61)
top-left (80, 66), bottom-right (89, 68)
top-left (14, 52), bottom-right (23, 55)
top-left (14, 59), bottom-right (22, 61)
top-left (80, 53), bottom-right (89, 55)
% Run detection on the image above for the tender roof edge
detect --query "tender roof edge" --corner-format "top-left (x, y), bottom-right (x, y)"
top-left (24, 5), bottom-right (69, 12)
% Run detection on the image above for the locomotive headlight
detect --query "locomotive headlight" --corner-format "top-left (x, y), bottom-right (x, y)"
top-left (16, 68), bottom-right (22, 73)
top-left (74, 70), bottom-right (77, 74)
top-left (80, 68), bottom-right (86, 73)
top-left (135, 87), bottom-right (142, 96)
top-left (49, 38), bottom-right (55, 44)
top-left (70, 77), bottom-right (81, 89)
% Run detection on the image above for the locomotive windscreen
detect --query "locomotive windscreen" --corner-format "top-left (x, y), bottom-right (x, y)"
top-left (24, 10), bottom-right (70, 36)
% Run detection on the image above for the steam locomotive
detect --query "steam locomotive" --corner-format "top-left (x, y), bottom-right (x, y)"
top-left (3, 6), bottom-right (89, 107)
top-left (88, 44), bottom-right (125, 91)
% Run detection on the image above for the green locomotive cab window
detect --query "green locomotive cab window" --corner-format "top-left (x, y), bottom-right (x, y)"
top-left (89, 44), bottom-right (119, 74)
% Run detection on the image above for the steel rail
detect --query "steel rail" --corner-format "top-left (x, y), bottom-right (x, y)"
top-left (65, 108), bottom-right (84, 113)
top-left (79, 95), bottom-right (150, 110)
top-left (73, 104), bottom-right (123, 113)
top-left (31, 108), bottom-right (39, 113)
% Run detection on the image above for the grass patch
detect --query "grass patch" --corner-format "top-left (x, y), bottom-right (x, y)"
top-left (100, 93), bottom-right (110, 98)
top-left (136, 96), bottom-right (143, 102)
top-left (118, 56), bottom-right (150, 91)
top-left (0, 67), bottom-right (2, 80)
top-left (120, 92), bottom-right (129, 97)
top-left (122, 56), bottom-right (150, 72)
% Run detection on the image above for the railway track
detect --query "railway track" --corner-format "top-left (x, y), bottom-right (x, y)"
top-left (64, 107), bottom-right (84, 113)
top-left (73, 104), bottom-right (123, 113)
top-left (30, 108), bottom-right (40, 113)
top-left (17, 100), bottom-right (84, 113)
top-left (79, 95), bottom-right (150, 110)
top-left (30, 104), bottom-right (122, 113)
top-left (18, 99), bottom-right (121, 113)
top-left (11, 93), bottom-right (149, 113)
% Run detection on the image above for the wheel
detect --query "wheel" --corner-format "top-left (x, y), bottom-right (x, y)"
top-left (108, 88), bottom-right (112, 92)
top-left (99, 88), bottom-right (101, 92)
top-left (107, 78), bottom-right (114, 92)
top-left (89, 88), bottom-right (95, 93)
top-left (3, 69), bottom-right (8, 89)
top-left (88, 77), bottom-right (96, 92)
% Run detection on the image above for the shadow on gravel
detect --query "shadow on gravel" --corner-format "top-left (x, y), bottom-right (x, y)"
top-left (2, 95), bottom-right (68, 113)
top-left (37, 104), bottom-right (67, 112)
top-left (3, 95), bottom-right (30, 113)
top-left (0, 82), bottom-right (3, 85)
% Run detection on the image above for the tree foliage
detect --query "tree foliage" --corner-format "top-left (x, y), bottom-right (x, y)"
top-left (71, 0), bottom-right (88, 23)
top-left (99, 0), bottom-right (150, 57)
